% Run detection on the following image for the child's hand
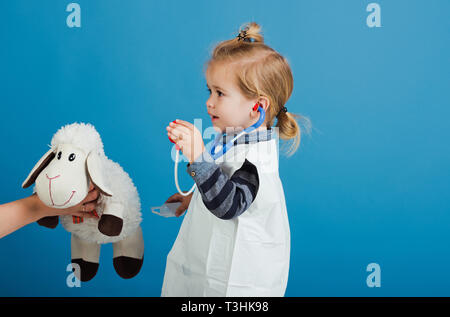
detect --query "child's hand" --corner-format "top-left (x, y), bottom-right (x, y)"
top-left (165, 192), bottom-right (194, 217)
top-left (167, 119), bottom-right (205, 164)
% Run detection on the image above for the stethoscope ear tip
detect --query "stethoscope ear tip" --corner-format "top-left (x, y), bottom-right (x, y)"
top-left (253, 103), bottom-right (263, 112)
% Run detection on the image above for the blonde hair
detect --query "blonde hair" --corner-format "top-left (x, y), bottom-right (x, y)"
top-left (204, 22), bottom-right (312, 157)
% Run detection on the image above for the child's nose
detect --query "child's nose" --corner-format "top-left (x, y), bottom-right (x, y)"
top-left (206, 93), bottom-right (214, 105)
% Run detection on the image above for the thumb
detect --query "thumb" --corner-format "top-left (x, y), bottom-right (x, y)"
top-left (175, 206), bottom-right (187, 217)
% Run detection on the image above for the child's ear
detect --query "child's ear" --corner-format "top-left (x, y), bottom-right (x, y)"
top-left (257, 97), bottom-right (270, 113)
top-left (251, 98), bottom-right (270, 117)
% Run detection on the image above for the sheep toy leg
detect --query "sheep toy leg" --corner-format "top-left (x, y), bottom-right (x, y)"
top-left (112, 226), bottom-right (144, 279)
top-left (37, 216), bottom-right (59, 229)
top-left (71, 234), bottom-right (101, 282)
top-left (98, 202), bottom-right (124, 237)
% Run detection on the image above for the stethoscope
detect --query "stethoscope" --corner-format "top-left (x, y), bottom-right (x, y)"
top-left (169, 103), bottom-right (266, 196)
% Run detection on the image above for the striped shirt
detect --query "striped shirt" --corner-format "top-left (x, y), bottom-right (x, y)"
top-left (186, 127), bottom-right (273, 219)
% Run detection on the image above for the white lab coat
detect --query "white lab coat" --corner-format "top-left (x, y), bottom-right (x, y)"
top-left (161, 137), bottom-right (290, 296)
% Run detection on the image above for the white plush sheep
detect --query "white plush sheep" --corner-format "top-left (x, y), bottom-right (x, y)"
top-left (22, 123), bottom-right (144, 282)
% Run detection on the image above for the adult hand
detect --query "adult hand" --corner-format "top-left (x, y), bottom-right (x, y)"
top-left (166, 119), bottom-right (205, 164)
top-left (0, 183), bottom-right (100, 239)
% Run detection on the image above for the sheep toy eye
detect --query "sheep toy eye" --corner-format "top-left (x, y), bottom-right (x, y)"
top-left (68, 153), bottom-right (76, 162)
top-left (57, 152), bottom-right (62, 160)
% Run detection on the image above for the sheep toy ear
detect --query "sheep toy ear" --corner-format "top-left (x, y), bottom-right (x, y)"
top-left (22, 148), bottom-right (56, 188)
top-left (86, 151), bottom-right (113, 197)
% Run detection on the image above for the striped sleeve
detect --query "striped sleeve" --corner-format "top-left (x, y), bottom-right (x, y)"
top-left (186, 150), bottom-right (259, 219)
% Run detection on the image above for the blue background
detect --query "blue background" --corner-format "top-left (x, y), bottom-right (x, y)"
top-left (1, 0), bottom-right (449, 296)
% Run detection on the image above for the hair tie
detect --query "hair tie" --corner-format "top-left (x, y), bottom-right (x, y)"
top-left (237, 28), bottom-right (252, 42)
top-left (277, 106), bottom-right (288, 117)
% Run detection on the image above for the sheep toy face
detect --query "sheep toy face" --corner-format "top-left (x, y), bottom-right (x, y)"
top-left (23, 129), bottom-right (113, 209)
top-left (34, 144), bottom-right (89, 208)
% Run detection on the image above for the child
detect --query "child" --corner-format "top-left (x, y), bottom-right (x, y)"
top-left (163, 22), bottom-right (310, 297)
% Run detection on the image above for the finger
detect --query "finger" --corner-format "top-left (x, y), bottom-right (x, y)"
top-left (81, 188), bottom-right (100, 204)
top-left (71, 212), bottom-right (97, 218)
top-left (167, 122), bottom-right (190, 135)
top-left (81, 202), bottom-right (97, 212)
top-left (167, 130), bottom-right (184, 143)
top-left (169, 122), bottom-right (191, 136)
top-left (165, 193), bottom-right (182, 203)
top-left (174, 119), bottom-right (195, 130)
top-left (176, 140), bottom-right (186, 152)
top-left (167, 132), bottom-right (186, 151)
top-left (167, 130), bottom-right (181, 143)
top-left (167, 127), bottom-right (190, 141)
top-left (175, 207), bottom-right (186, 217)
top-left (88, 182), bottom-right (95, 191)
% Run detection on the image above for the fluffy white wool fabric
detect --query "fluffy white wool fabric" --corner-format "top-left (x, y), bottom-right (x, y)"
top-left (50, 122), bottom-right (142, 244)
top-left (60, 158), bottom-right (142, 244)
top-left (51, 122), bottom-right (105, 156)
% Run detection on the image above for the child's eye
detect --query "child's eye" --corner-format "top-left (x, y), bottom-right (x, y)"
top-left (206, 88), bottom-right (224, 97)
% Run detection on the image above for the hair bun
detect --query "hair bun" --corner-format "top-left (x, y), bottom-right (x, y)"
top-left (236, 22), bottom-right (263, 43)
